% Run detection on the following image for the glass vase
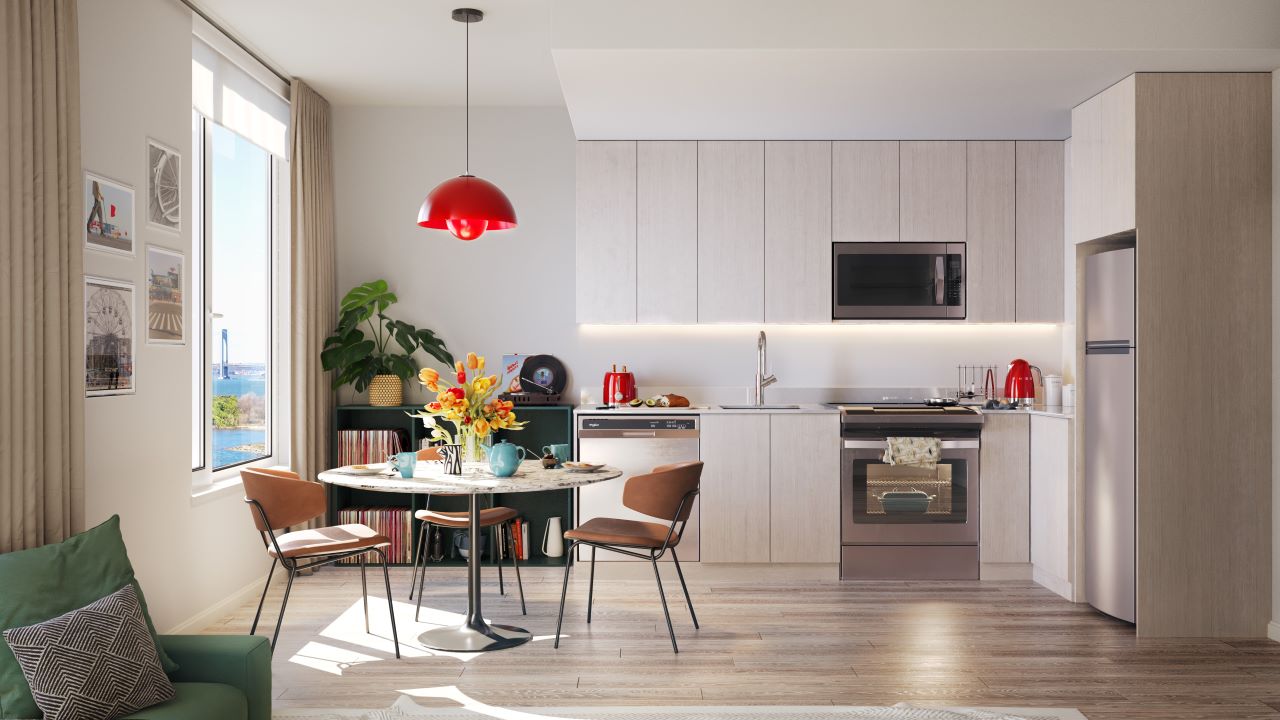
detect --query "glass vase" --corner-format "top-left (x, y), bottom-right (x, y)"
top-left (458, 427), bottom-right (486, 464)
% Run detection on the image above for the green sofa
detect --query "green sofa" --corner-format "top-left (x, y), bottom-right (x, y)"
top-left (0, 516), bottom-right (271, 720)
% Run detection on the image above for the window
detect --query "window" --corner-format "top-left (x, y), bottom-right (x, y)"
top-left (191, 28), bottom-right (289, 484)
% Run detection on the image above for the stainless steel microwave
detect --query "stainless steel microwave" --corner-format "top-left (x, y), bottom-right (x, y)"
top-left (832, 243), bottom-right (966, 320)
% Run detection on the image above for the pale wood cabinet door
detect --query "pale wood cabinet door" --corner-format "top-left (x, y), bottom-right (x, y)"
top-left (900, 141), bottom-right (966, 244)
top-left (1015, 141), bottom-right (1065, 322)
top-left (575, 141), bottom-right (636, 323)
top-left (1098, 75), bottom-right (1136, 238)
top-left (697, 141), bottom-right (765, 323)
top-left (1030, 415), bottom-right (1073, 596)
top-left (699, 414), bottom-right (771, 562)
top-left (979, 412), bottom-right (1030, 565)
top-left (965, 141), bottom-right (1015, 322)
top-left (1069, 96), bottom-right (1102, 244)
top-left (637, 141), bottom-right (698, 324)
top-left (832, 141), bottom-right (899, 243)
top-left (769, 414), bottom-right (840, 563)
top-left (765, 141), bottom-right (832, 323)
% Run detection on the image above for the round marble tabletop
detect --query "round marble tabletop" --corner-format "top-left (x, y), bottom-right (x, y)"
top-left (317, 459), bottom-right (622, 494)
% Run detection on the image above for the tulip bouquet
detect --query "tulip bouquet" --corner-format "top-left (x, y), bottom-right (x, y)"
top-left (414, 352), bottom-right (527, 462)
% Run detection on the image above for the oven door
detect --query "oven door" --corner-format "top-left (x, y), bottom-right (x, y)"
top-left (840, 438), bottom-right (980, 545)
top-left (832, 242), bottom-right (965, 319)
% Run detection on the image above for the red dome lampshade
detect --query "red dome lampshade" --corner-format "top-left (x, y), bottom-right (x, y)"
top-left (417, 174), bottom-right (517, 241)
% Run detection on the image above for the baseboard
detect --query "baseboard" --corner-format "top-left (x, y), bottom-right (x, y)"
top-left (1268, 620), bottom-right (1280, 642)
top-left (980, 562), bottom-right (1032, 581)
top-left (1032, 566), bottom-right (1074, 601)
top-left (166, 574), bottom-right (266, 635)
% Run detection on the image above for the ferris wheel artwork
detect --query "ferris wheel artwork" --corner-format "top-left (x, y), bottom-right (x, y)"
top-left (84, 276), bottom-right (136, 396)
top-left (146, 138), bottom-right (181, 232)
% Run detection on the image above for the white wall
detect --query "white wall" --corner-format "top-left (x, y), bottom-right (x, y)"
top-left (79, 0), bottom-right (266, 631)
top-left (332, 104), bottom-right (1061, 408)
top-left (1272, 69), bottom-right (1280, 642)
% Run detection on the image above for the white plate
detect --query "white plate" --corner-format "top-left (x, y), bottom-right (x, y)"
top-left (344, 463), bottom-right (388, 476)
top-left (563, 461), bottom-right (604, 473)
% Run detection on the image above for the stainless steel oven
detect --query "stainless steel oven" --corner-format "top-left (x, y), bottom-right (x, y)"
top-left (832, 242), bottom-right (965, 319)
top-left (836, 404), bottom-right (982, 579)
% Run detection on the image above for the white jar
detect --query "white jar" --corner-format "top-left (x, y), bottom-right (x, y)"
top-left (1061, 383), bottom-right (1075, 408)
top-left (1043, 375), bottom-right (1063, 407)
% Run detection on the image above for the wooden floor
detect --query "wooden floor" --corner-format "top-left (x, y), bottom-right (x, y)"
top-left (203, 563), bottom-right (1280, 718)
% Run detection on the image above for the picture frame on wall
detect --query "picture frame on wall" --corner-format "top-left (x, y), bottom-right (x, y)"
top-left (84, 276), bottom-right (136, 397)
top-left (146, 138), bottom-right (181, 233)
top-left (145, 245), bottom-right (185, 345)
top-left (83, 172), bottom-right (135, 256)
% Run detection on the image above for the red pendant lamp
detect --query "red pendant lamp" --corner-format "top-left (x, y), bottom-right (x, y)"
top-left (417, 8), bottom-right (516, 241)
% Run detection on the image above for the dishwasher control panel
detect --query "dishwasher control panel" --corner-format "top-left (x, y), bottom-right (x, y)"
top-left (579, 417), bottom-right (697, 432)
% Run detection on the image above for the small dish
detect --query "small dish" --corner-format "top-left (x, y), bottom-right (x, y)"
top-left (345, 464), bottom-right (388, 476)
top-left (563, 461), bottom-right (604, 473)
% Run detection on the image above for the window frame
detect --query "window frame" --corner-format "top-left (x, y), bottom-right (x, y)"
top-left (191, 110), bottom-right (291, 491)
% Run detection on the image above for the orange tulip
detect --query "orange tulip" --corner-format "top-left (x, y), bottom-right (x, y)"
top-left (474, 418), bottom-right (491, 436)
top-left (419, 367), bottom-right (439, 385)
top-left (466, 352), bottom-right (479, 370)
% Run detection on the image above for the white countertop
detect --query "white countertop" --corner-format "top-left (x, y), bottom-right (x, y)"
top-left (978, 406), bottom-right (1074, 420)
top-left (574, 403), bottom-right (837, 415)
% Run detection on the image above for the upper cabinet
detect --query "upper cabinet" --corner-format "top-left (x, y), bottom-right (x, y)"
top-left (698, 141), bottom-right (765, 323)
top-left (1069, 75), bottom-right (1135, 243)
top-left (637, 142), bottom-right (698, 324)
top-left (833, 141), bottom-right (899, 243)
top-left (575, 141), bottom-right (636, 323)
top-left (1015, 141), bottom-right (1065, 322)
top-left (900, 141), bottom-right (966, 244)
top-left (965, 141), bottom-right (1016, 322)
top-left (765, 141), bottom-right (831, 323)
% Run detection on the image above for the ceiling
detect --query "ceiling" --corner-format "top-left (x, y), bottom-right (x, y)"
top-left (195, 0), bottom-right (1280, 140)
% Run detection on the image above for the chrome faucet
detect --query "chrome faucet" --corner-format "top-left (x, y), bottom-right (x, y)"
top-left (754, 330), bottom-right (777, 406)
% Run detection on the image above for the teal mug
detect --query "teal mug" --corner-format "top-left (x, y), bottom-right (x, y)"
top-left (390, 451), bottom-right (417, 479)
top-left (542, 443), bottom-right (571, 468)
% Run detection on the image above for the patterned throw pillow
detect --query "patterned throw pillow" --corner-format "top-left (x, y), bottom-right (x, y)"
top-left (2, 585), bottom-right (174, 720)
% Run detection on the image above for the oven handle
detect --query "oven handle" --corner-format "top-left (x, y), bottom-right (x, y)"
top-left (843, 439), bottom-right (979, 450)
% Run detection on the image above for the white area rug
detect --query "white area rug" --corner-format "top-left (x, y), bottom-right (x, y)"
top-left (273, 696), bottom-right (1087, 720)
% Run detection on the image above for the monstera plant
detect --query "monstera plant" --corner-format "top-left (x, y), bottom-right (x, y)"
top-left (321, 279), bottom-right (452, 405)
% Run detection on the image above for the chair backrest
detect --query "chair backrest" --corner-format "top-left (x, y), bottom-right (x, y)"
top-left (241, 468), bottom-right (326, 532)
top-left (417, 447), bottom-right (441, 461)
top-left (623, 461), bottom-right (703, 523)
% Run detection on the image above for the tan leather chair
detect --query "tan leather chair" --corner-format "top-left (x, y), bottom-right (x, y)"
top-left (554, 461), bottom-right (702, 653)
top-left (242, 467), bottom-right (400, 657)
top-left (407, 447), bottom-right (525, 621)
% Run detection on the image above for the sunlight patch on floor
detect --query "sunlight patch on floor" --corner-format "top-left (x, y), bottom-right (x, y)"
top-left (399, 686), bottom-right (586, 720)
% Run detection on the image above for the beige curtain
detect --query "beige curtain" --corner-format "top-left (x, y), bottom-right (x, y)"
top-left (289, 79), bottom-right (337, 513)
top-left (0, 0), bottom-right (85, 552)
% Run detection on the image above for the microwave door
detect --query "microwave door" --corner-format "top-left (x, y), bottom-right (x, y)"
top-left (832, 243), bottom-right (963, 319)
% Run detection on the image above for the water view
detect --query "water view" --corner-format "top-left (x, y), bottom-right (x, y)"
top-left (212, 366), bottom-right (267, 469)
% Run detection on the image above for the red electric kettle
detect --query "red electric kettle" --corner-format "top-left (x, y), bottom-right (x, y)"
top-left (1004, 359), bottom-right (1037, 404)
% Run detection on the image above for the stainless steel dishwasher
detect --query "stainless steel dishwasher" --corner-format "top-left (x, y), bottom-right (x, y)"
top-left (575, 415), bottom-right (700, 561)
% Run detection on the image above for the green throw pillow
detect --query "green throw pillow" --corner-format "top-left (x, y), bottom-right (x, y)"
top-left (0, 515), bottom-right (178, 719)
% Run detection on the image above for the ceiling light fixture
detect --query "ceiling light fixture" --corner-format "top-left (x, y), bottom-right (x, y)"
top-left (416, 7), bottom-right (517, 241)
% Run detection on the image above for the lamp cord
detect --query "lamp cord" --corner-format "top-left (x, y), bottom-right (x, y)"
top-left (465, 16), bottom-right (470, 176)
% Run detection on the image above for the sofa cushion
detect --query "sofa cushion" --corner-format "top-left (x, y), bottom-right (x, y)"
top-left (120, 683), bottom-right (247, 720)
top-left (3, 585), bottom-right (175, 720)
top-left (0, 516), bottom-right (177, 719)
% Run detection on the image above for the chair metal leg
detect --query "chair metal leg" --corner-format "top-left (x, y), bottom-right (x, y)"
top-left (650, 554), bottom-right (679, 653)
top-left (270, 565), bottom-right (297, 653)
top-left (586, 545), bottom-right (597, 624)
top-left (508, 522), bottom-right (526, 615)
top-left (375, 548), bottom-right (401, 659)
top-left (671, 548), bottom-right (699, 629)
top-left (414, 524), bottom-right (430, 623)
top-left (250, 558), bottom-right (277, 636)
top-left (360, 554), bottom-right (370, 632)
top-left (495, 526), bottom-right (505, 595)
top-left (553, 542), bottom-right (575, 648)
top-left (409, 520), bottom-right (428, 600)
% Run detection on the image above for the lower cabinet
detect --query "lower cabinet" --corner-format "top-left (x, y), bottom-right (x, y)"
top-left (1030, 415), bottom-right (1074, 600)
top-left (979, 413), bottom-right (1031, 575)
top-left (699, 413), bottom-right (841, 563)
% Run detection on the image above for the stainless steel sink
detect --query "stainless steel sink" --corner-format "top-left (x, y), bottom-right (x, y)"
top-left (718, 404), bottom-right (801, 410)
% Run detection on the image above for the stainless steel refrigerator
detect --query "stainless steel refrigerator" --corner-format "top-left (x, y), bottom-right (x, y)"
top-left (1083, 247), bottom-right (1136, 624)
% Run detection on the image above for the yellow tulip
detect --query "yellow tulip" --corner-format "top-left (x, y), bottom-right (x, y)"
top-left (466, 352), bottom-right (479, 370)
top-left (474, 418), bottom-right (491, 436)
top-left (418, 367), bottom-right (439, 385)
top-left (477, 355), bottom-right (486, 371)
top-left (455, 359), bottom-right (465, 373)
top-left (473, 376), bottom-right (491, 394)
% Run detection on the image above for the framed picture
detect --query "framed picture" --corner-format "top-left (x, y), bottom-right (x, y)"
top-left (146, 138), bottom-right (181, 233)
top-left (145, 245), bottom-right (185, 345)
top-left (84, 172), bottom-right (135, 256)
top-left (84, 276), bottom-right (136, 397)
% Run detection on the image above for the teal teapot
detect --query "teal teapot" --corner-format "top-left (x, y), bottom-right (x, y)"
top-left (485, 439), bottom-right (527, 478)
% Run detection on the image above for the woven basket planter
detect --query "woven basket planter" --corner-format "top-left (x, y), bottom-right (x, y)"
top-left (367, 374), bottom-right (404, 407)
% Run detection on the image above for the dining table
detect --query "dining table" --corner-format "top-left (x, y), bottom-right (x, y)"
top-left (318, 459), bottom-right (621, 652)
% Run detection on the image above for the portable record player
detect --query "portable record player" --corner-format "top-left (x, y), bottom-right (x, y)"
top-left (500, 353), bottom-right (567, 405)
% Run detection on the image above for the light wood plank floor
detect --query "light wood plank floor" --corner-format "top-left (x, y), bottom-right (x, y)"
top-left (202, 564), bottom-right (1280, 719)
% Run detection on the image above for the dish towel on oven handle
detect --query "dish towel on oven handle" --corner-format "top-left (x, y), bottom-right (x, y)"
top-left (883, 437), bottom-right (941, 469)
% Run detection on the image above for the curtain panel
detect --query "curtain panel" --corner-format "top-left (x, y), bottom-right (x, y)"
top-left (288, 78), bottom-right (336, 517)
top-left (0, 0), bottom-right (85, 551)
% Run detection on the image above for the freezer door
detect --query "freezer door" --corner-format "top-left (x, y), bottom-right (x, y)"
top-left (1084, 247), bottom-right (1135, 344)
top-left (1084, 349), bottom-right (1136, 623)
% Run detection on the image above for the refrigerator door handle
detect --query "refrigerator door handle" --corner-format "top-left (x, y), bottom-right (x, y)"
top-left (1085, 340), bottom-right (1133, 354)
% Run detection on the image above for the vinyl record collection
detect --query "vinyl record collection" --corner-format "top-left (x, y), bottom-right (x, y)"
top-left (335, 507), bottom-right (413, 564)
top-left (337, 429), bottom-right (406, 465)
